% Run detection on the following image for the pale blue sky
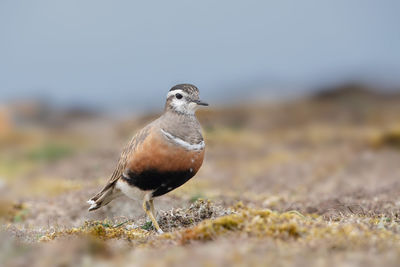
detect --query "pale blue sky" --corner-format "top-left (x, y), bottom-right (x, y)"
top-left (1, 0), bottom-right (400, 112)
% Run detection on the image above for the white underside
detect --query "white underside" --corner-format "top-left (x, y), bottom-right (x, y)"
top-left (116, 179), bottom-right (147, 201)
top-left (160, 129), bottom-right (205, 151)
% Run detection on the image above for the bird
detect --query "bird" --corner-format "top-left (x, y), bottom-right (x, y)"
top-left (87, 84), bottom-right (208, 233)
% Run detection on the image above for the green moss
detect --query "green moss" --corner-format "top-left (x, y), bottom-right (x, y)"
top-left (0, 159), bottom-right (36, 179)
top-left (26, 143), bottom-right (74, 162)
top-left (141, 221), bottom-right (154, 231)
top-left (189, 193), bottom-right (205, 203)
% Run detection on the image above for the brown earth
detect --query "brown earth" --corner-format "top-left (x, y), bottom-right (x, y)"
top-left (1, 90), bottom-right (400, 266)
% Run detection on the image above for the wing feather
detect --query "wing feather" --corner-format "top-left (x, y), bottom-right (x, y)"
top-left (89, 124), bottom-right (152, 202)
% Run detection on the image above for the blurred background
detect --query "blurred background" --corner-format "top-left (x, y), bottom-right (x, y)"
top-left (1, 1), bottom-right (400, 113)
top-left (1, 1), bottom-right (400, 266)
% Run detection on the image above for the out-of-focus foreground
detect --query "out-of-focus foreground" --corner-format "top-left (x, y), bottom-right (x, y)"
top-left (1, 85), bottom-right (400, 266)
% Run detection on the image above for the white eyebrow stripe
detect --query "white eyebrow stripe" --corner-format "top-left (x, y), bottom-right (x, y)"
top-left (160, 129), bottom-right (205, 151)
top-left (167, 89), bottom-right (188, 98)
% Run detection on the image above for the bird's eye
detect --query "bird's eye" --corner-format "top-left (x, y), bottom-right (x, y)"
top-left (176, 93), bottom-right (183, 99)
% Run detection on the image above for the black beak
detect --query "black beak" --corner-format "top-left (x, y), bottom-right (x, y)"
top-left (193, 100), bottom-right (209, 106)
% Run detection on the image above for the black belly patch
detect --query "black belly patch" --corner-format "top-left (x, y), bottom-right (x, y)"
top-left (122, 169), bottom-right (196, 197)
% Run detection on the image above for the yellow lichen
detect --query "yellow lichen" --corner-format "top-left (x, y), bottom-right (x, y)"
top-left (38, 203), bottom-right (400, 252)
top-left (370, 127), bottom-right (400, 149)
top-left (174, 205), bottom-right (400, 247)
top-left (39, 220), bottom-right (150, 242)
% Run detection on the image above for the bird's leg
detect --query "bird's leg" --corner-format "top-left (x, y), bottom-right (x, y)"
top-left (142, 196), bottom-right (163, 234)
top-left (149, 199), bottom-right (156, 218)
top-left (149, 199), bottom-right (163, 230)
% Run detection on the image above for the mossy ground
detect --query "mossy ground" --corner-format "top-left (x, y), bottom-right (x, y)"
top-left (4, 201), bottom-right (400, 266)
top-left (36, 201), bottom-right (400, 248)
top-left (2, 94), bottom-right (400, 266)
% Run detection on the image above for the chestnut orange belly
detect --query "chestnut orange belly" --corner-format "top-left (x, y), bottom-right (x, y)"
top-left (122, 130), bottom-right (205, 197)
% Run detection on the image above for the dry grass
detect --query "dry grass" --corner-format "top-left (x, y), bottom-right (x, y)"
top-left (3, 201), bottom-right (400, 266)
top-left (2, 92), bottom-right (400, 266)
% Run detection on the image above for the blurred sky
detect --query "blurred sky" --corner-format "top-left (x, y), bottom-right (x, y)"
top-left (1, 0), bottom-right (400, 113)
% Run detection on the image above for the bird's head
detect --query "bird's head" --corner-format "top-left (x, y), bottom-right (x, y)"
top-left (165, 84), bottom-right (208, 115)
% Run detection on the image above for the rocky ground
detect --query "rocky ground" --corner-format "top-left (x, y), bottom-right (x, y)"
top-left (1, 88), bottom-right (400, 266)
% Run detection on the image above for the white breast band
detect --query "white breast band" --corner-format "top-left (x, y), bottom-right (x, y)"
top-left (160, 129), bottom-right (205, 151)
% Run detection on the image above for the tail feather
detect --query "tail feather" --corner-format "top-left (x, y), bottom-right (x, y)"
top-left (87, 183), bottom-right (120, 211)
top-left (87, 199), bottom-right (99, 211)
